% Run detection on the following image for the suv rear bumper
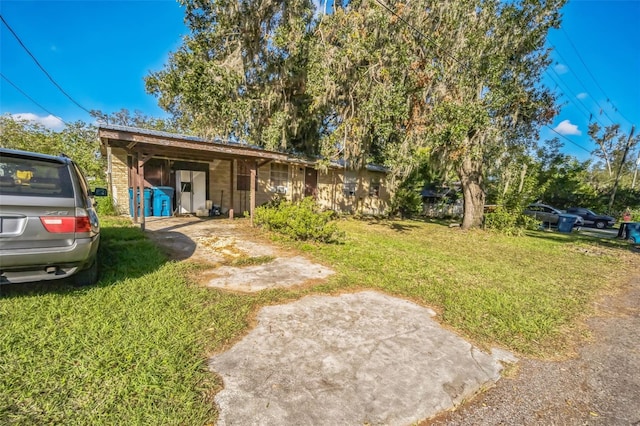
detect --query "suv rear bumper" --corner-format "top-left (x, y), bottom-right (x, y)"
top-left (0, 235), bottom-right (99, 284)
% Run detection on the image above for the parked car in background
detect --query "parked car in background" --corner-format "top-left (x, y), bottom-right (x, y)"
top-left (523, 203), bottom-right (584, 227)
top-left (565, 207), bottom-right (616, 229)
top-left (0, 148), bottom-right (107, 286)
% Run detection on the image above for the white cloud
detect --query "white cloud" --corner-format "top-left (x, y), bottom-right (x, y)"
top-left (576, 92), bottom-right (588, 100)
top-left (554, 64), bottom-right (569, 74)
top-left (11, 113), bottom-right (65, 130)
top-left (553, 119), bottom-right (581, 136)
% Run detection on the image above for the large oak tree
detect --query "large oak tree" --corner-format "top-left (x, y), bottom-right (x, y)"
top-left (147, 0), bottom-right (564, 228)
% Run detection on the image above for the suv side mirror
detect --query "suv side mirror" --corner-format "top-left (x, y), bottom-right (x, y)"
top-left (92, 187), bottom-right (108, 197)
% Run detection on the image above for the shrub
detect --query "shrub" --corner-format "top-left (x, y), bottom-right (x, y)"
top-left (390, 188), bottom-right (423, 218)
top-left (484, 206), bottom-right (539, 236)
top-left (254, 197), bottom-right (345, 243)
top-left (95, 195), bottom-right (118, 216)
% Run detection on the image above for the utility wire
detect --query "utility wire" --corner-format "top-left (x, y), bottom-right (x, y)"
top-left (550, 43), bottom-right (618, 126)
top-left (545, 124), bottom-right (592, 154)
top-left (0, 14), bottom-right (92, 115)
top-left (560, 27), bottom-right (635, 127)
top-left (545, 69), bottom-right (594, 123)
top-left (1, 73), bottom-right (68, 126)
top-left (370, 0), bottom-right (469, 71)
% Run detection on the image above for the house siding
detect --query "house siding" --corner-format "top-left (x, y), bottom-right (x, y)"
top-left (110, 148), bottom-right (130, 215)
top-left (101, 126), bottom-right (391, 218)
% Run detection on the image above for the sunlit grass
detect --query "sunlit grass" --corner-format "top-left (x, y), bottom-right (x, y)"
top-left (1, 216), bottom-right (637, 424)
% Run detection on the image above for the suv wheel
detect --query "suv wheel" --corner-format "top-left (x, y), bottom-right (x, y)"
top-left (73, 260), bottom-right (98, 287)
top-left (595, 220), bottom-right (606, 229)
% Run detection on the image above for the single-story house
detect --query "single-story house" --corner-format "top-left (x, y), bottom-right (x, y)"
top-left (98, 125), bottom-right (390, 227)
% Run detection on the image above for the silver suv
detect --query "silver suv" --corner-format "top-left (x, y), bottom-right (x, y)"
top-left (0, 148), bottom-right (107, 286)
top-left (523, 202), bottom-right (584, 227)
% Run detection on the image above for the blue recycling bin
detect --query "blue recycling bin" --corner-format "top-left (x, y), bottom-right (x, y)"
top-left (128, 188), bottom-right (153, 217)
top-left (622, 222), bottom-right (640, 243)
top-left (152, 186), bottom-right (174, 217)
top-left (557, 214), bottom-right (577, 233)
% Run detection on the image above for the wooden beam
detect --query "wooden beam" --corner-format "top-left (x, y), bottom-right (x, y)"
top-left (139, 153), bottom-right (153, 165)
top-left (138, 157), bottom-right (146, 231)
top-left (229, 159), bottom-right (234, 220)
top-left (250, 162), bottom-right (256, 226)
top-left (132, 154), bottom-right (139, 223)
top-left (257, 159), bottom-right (272, 168)
top-left (100, 128), bottom-right (292, 162)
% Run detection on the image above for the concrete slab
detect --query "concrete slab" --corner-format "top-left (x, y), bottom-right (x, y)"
top-left (204, 255), bottom-right (335, 292)
top-left (143, 216), bottom-right (334, 292)
top-left (209, 291), bottom-right (516, 425)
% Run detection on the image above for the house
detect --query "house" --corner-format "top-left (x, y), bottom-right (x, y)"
top-left (98, 125), bottom-right (390, 226)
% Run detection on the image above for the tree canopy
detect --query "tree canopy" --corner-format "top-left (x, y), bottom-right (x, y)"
top-left (145, 0), bottom-right (567, 228)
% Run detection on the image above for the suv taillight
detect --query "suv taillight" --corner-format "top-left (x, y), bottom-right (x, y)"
top-left (40, 216), bottom-right (91, 233)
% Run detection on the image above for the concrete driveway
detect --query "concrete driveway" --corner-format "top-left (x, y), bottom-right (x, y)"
top-left (143, 216), bottom-right (334, 292)
top-left (143, 216), bottom-right (516, 424)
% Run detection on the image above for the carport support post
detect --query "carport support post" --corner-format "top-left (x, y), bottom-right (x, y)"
top-left (229, 159), bottom-right (234, 220)
top-left (250, 164), bottom-right (256, 226)
top-left (138, 156), bottom-right (145, 231)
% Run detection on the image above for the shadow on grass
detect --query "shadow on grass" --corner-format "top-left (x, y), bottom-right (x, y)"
top-left (525, 229), bottom-right (639, 253)
top-left (0, 223), bottom-right (170, 298)
top-left (360, 216), bottom-right (452, 232)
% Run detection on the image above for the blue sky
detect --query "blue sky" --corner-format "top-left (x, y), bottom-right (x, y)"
top-left (1, 0), bottom-right (638, 161)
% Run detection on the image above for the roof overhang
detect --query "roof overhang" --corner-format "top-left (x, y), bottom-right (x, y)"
top-left (99, 124), bottom-right (299, 164)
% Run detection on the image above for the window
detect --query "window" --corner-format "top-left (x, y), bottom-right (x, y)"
top-left (344, 172), bottom-right (357, 197)
top-left (369, 177), bottom-right (381, 197)
top-left (0, 155), bottom-right (72, 198)
top-left (270, 163), bottom-right (288, 193)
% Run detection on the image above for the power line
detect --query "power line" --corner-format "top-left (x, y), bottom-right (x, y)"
top-left (0, 14), bottom-right (93, 115)
top-left (369, 0), bottom-right (470, 71)
top-left (545, 124), bottom-right (592, 154)
top-left (545, 69), bottom-right (594, 123)
top-left (550, 45), bottom-right (618, 126)
top-left (560, 27), bottom-right (635, 127)
top-left (1, 73), bottom-right (68, 126)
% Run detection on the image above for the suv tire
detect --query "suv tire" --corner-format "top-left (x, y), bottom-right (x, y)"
top-left (73, 260), bottom-right (98, 287)
top-left (595, 220), bottom-right (606, 229)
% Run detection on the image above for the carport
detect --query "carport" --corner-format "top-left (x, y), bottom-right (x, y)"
top-left (98, 124), bottom-right (295, 230)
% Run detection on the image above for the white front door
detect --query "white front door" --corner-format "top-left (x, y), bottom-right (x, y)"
top-left (176, 170), bottom-right (206, 213)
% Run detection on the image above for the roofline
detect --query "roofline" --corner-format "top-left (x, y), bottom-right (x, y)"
top-left (98, 124), bottom-right (387, 172)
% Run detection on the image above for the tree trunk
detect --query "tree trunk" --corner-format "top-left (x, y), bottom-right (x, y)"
top-left (458, 155), bottom-right (485, 229)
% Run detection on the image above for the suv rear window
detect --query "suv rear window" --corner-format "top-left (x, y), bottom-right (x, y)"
top-left (0, 154), bottom-right (74, 198)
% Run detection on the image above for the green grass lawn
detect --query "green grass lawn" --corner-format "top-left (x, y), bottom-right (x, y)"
top-left (1, 216), bottom-right (637, 424)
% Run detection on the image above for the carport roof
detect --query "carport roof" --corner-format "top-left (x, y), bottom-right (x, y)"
top-left (98, 124), bottom-right (309, 164)
top-left (99, 124), bottom-right (388, 172)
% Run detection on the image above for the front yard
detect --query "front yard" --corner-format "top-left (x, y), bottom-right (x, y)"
top-left (1, 216), bottom-right (637, 424)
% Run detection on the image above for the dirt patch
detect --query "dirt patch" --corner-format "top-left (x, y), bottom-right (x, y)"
top-left (426, 275), bottom-right (640, 426)
top-left (143, 216), bottom-right (334, 292)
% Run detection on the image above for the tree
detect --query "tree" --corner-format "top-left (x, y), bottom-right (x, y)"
top-left (0, 115), bottom-right (105, 184)
top-left (146, 0), bottom-right (563, 229)
top-left (309, 0), bottom-right (562, 228)
top-left (588, 123), bottom-right (640, 213)
top-left (145, 0), bottom-right (318, 153)
top-left (90, 108), bottom-right (181, 133)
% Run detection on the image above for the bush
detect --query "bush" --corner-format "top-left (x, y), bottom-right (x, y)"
top-left (484, 206), bottom-right (540, 236)
top-left (390, 188), bottom-right (423, 218)
top-left (95, 195), bottom-right (118, 216)
top-left (254, 197), bottom-right (345, 243)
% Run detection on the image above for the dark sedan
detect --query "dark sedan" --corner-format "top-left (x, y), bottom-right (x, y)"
top-left (565, 207), bottom-right (616, 229)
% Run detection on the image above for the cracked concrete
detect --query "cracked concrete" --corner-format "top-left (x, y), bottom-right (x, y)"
top-left (143, 216), bottom-right (334, 292)
top-left (143, 217), bottom-right (517, 424)
top-left (209, 291), bottom-right (516, 425)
